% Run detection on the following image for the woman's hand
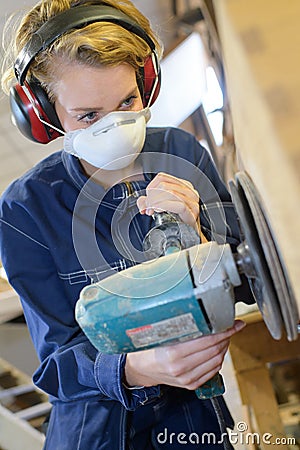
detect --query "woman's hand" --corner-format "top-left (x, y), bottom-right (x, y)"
top-left (137, 172), bottom-right (201, 232)
top-left (124, 320), bottom-right (246, 390)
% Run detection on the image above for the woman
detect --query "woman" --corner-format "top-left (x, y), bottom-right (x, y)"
top-left (0, 1), bottom-right (251, 448)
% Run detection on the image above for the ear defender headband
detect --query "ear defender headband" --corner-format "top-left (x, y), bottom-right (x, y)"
top-left (10, 4), bottom-right (161, 144)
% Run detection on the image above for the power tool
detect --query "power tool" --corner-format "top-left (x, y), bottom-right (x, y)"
top-left (75, 171), bottom-right (299, 398)
top-left (76, 214), bottom-right (240, 398)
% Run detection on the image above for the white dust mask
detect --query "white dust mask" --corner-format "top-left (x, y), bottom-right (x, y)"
top-left (64, 108), bottom-right (151, 170)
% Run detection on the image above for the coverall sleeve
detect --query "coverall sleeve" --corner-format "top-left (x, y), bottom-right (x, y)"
top-left (0, 197), bottom-right (160, 408)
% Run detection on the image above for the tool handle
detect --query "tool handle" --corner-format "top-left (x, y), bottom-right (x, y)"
top-left (195, 373), bottom-right (225, 399)
top-left (152, 211), bottom-right (181, 226)
top-left (143, 211), bottom-right (200, 259)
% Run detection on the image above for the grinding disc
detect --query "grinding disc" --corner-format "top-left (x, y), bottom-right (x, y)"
top-left (235, 172), bottom-right (298, 341)
top-left (229, 175), bottom-right (283, 340)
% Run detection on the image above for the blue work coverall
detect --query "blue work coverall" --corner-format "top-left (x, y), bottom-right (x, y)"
top-left (0, 127), bottom-right (253, 449)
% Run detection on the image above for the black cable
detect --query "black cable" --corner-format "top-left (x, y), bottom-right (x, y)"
top-left (210, 396), bottom-right (232, 450)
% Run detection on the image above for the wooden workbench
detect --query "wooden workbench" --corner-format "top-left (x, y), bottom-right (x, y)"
top-left (229, 311), bottom-right (300, 447)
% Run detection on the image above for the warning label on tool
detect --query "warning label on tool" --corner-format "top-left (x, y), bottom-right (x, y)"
top-left (126, 313), bottom-right (201, 349)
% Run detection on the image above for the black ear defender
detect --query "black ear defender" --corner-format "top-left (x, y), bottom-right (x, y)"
top-left (10, 4), bottom-right (161, 144)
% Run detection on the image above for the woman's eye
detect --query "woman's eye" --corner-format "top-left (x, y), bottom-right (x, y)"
top-left (78, 111), bottom-right (99, 124)
top-left (120, 95), bottom-right (138, 108)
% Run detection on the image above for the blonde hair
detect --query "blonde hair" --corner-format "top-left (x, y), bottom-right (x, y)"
top-left (1, 0), bottom-right (162, 100)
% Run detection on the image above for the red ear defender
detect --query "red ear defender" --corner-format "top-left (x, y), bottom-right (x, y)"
top-left (10, 81), bottom-right (62, 144)
top-left (142, 54), bottom-right (161, 107)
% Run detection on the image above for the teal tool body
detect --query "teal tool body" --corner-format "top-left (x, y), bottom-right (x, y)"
top-left (76, 213), bottom-right (242, 399)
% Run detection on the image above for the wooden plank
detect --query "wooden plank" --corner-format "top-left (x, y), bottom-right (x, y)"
top-left (0, 290), bottom-right (23, 324)
top-left (0, 358), bottom-right (49, 449)
top-left (229, 314), bottom-right (299, 441)
top-left (0, 404), bottom-right (45, 450)
top-left (0, 357), bottom-right (32, 384)
top-left (237, 367), bottom-right (286, 449)
top-left (15, 402), bottom-right (51, 421)
top-left (230, 315), bottom-right (300, 372)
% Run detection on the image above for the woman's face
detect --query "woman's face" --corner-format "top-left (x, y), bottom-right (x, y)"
top-left (54, 62), bottom-right (144, 132)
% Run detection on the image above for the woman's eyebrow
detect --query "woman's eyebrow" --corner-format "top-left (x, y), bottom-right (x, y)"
top-left (117, 87), bottom-right (140, 106)
top-left (122, 87), bottom-right (139, 99)
top-left (69, 106), bottom-right (105, 112)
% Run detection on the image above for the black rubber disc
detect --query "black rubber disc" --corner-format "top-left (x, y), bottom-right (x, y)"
top-left (229, 174), bottom-right (283, 339)
top-left (235, 172), bottom-right (298, 341)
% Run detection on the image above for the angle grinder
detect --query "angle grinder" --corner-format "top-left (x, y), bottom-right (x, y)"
top-left (75, 171), bottom-right (299, 398)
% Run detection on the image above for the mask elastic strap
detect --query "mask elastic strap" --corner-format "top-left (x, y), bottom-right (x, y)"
top-left (146, 51), bottom-right (159, 108)
top-left (22, 84), bottom-right (66, 136)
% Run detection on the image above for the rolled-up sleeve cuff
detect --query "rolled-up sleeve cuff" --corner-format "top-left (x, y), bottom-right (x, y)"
top-left (94, 352), bottom-right (161, 410)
